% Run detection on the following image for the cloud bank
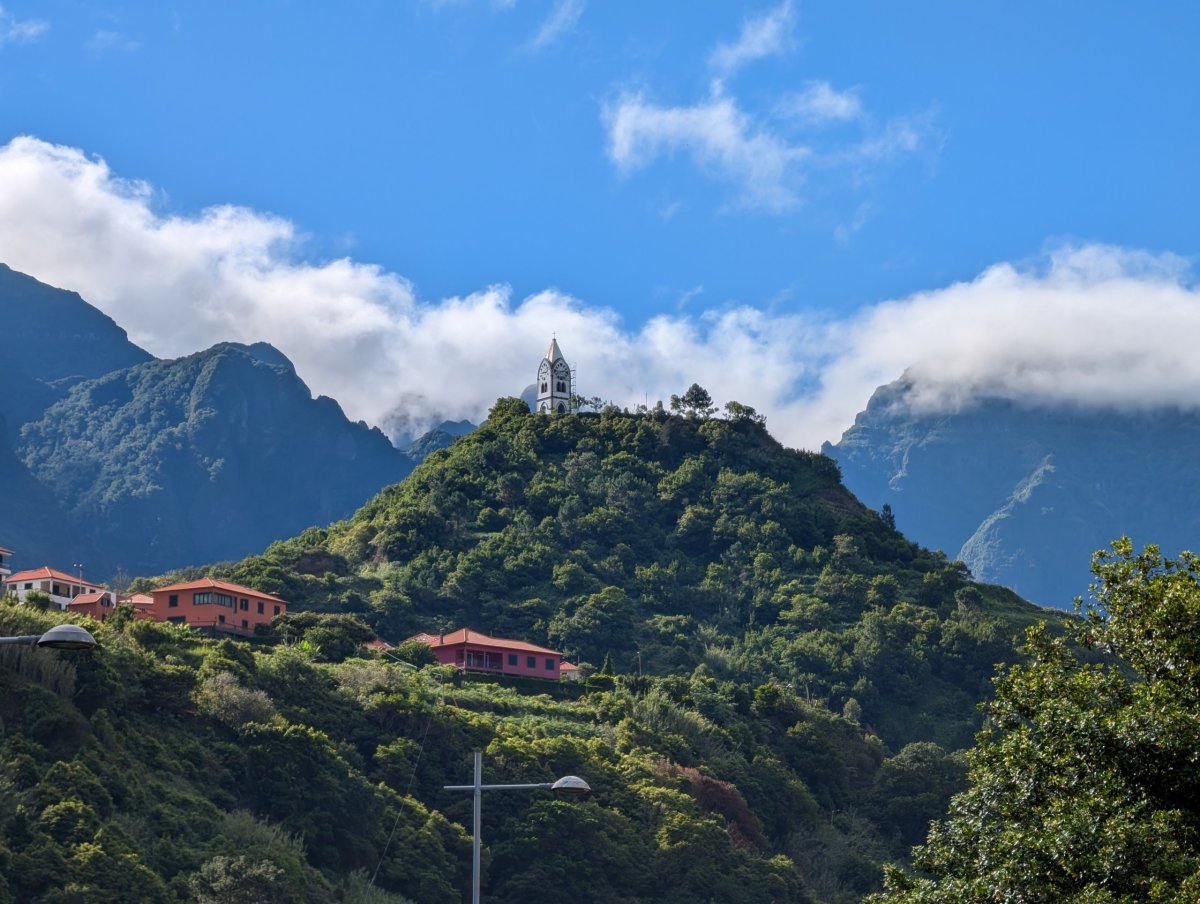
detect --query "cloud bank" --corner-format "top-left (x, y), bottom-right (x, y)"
top-left (0, 136), bottom-right (1197, 451)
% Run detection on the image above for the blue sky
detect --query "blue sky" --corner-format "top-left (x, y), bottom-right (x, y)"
top-left (1, 2), bottom-right (1198, 446)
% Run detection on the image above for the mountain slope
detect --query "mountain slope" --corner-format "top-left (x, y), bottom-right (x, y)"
top-left (205, 399), bottom-right (1056, 751)
top-left (0, 263), bottom-right (152, 421)
top-left (824, 378), bottom-right (1200, 607)
top-left (17, 342), bottom-right (415, 576)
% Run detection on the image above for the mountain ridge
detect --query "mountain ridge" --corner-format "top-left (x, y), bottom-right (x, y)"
top-left (825, 378), bottom-right (1200, 606)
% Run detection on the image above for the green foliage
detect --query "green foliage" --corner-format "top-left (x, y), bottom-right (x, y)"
top-left (0, 404), bottom-right (1067, 902)
top-left (872, 539), bottom-right (1200, 903)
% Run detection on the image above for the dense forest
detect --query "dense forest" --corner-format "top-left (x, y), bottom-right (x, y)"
top-left (3, 399), bottom-right (1068, 901)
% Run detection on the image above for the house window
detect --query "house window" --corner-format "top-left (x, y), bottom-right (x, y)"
top-left (242, 619), bottom-right (249, 629)
top-left (466, 650), bottom-right (487, 668)
top-left (526, 656), bottom-right (536, 668)
top-left (257, 601), bottom-right (264, 614)
top-left (273, 605), bottom-right (281, 616)
top-left (240, 599), bottom-right (248, 611)
top-left (168, 594), bottom-right (178, 608)
top-left (545, 658), bottom-right (554, 670)
top-left (52, 584), bottom-right (62, 596)
top-left (195, 591), bottom-right (235, 608)
top-left (218, 614), bottom-right (225, 624)
top-left (23, 582), bottom-right (32, 590)
top-left (507, 653), bottom-right (517, 666)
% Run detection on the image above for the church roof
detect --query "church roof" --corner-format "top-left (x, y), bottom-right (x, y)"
top-left (546, 337), bottom-right (565, 363)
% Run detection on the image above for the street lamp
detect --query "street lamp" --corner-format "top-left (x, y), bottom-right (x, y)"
top-left (445, 751), bottom-right (590, 904)
top-left (0, 624), bottom-right (98, 650)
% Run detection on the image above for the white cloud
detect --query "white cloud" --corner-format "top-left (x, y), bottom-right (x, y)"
top-left (778, 80), bottom-right (862, 125)
top-left (1, 137), bottom-right (1197, 453)
top-left (794, 245), bottom-right (1200, 444)
top-left (528, 0), bottom-right (584, 50)
top-left (710, 0), bottom-right (794, 76)
top-left (604, 87), bottom-right (809, 212)
top-left (0, 5), bottom-right (47, 45)
top-left (603, 10), bottom-right (933, 215)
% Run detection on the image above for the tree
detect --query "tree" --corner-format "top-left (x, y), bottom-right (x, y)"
top-left (871, 539), bottom-right (1200, 903)
top-left (724, 400), bottom-right (766, 425)
top-left (677, 383), bottom-right (717, 417)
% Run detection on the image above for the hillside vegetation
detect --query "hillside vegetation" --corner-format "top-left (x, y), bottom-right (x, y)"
top-left (17, 342), bottom-right (413, 577)
top-left (213, 398), bottom-right (1052, 752)
top-left (4, 400), bottom-right (1066, 902)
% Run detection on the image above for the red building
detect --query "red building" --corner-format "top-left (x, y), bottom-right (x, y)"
top-left (410, 628), bottom-right (564, 679)
top-left (66, 591), bottom-right (118, 621)
top-left (148, 579), bottom-right (286, 636)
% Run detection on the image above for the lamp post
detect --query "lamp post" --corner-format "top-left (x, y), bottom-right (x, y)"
top-left (445, 751), bottom-right (589, 904)
top-left (0, 624), bottom-right (98, 650)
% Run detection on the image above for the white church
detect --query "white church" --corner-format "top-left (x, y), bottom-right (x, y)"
top-left (536, 338), bottom-right (574, 414)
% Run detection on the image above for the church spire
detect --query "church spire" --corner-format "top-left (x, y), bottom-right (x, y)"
top-left (536, 338), bottom-right (573, 414)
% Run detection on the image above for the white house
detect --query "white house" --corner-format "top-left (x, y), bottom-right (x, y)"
top-left (4, 566), bottom-right (107, 610)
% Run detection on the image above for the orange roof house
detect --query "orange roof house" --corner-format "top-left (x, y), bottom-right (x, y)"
top-left (148, 579), bottom-right (286, 637)
top-left (67, 591), bottom-right (118, 621)
top-left (4, 566), bottom-right (105, 610)
top-left (409, 628), bottom-right (565, 679)
top-left (121, 592), bottom-right (157, 620)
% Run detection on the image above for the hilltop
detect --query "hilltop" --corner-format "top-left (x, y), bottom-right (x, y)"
top-left (204, 398), bottom-right (1057, 753)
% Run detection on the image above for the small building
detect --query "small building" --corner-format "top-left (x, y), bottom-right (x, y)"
top-left (409, 628), bottom-right (565, 679)
top-left (0, 546), bottom-right (12, 583)
top-left (67, 591), bottom-right (118, 621)
top-left (148, 578), bottom-right (286, 636)
top-left (4, 566), bottom-right (106, 610)
top-left (559, 661), bottom-right (582, 681)
top-left (121, 592), bottom-right (158, 620)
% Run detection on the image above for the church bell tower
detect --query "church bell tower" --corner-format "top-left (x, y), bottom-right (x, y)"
top-left (536, 338), bottom-right (573, 414)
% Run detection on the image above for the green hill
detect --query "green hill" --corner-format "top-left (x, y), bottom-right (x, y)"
top-left (217, 398), bottom-right (1051, 752)
top-left (2, 400), bottom-right (1065, 902)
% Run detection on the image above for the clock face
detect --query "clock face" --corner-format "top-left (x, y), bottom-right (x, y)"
top-left (538, 360), bottom-right (551, 378)
top-left (553, 360), bottom-right (570, 380)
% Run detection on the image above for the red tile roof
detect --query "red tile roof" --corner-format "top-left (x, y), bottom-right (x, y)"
top-left (409, 627), bottom-right (561, 657)
top-left (6, 566), bottom-right (99, 587)
top-left (68, 592), bottom-right (109, 606)
top-left (152, 578), bottom-right (286, 603)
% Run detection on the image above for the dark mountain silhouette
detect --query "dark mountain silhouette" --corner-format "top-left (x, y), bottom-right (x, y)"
top-left (824, 378), bottom-right (1200, 607)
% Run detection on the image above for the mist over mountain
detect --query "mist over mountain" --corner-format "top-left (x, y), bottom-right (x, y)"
top-left (824, 378), bottom-right (1200, 608)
